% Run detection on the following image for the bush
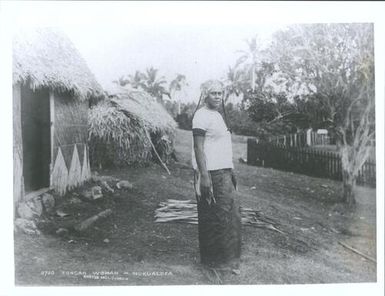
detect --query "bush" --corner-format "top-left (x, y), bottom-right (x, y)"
top-left (221, 103), bottom-right (263, 137)
top-left (176, 113), bottom-right (192, 130)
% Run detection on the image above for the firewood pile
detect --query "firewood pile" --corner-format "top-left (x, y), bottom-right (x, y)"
top-left (154, 199), bottom-right (284, 234)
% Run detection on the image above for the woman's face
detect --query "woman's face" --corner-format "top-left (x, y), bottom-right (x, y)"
top-left (205, 86), bottom-right (223, 110)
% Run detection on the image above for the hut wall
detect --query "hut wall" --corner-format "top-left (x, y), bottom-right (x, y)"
top-left (51, 92), bottom-right (90, 194)
top-left (13, 84), bottom-right (24, 207)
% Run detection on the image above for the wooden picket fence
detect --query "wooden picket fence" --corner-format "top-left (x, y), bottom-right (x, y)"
top-left (247, 138), bottom-right (376, 187)
top-left (268, 132), bottom-right (308, 147)
top-left (268, 131), bottom-right (333, 147)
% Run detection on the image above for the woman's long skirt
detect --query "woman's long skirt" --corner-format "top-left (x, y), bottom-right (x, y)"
top-left (196, 169), bottom-right (241, 269)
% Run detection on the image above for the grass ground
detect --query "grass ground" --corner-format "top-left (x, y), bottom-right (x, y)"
top-left (14, 129), bottom-right (376, 286)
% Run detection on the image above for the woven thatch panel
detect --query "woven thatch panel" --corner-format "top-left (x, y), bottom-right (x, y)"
top-left (67, 144), bottom-right (82, 189)
top-left (53, 92), bottom-right (88, 171)
top-left (77, 143), bottom-right (85, 167)
top-left (55, 143), bottom-right (86, 169)
top-left (51, 143), bottom-right (89, 195)
top-left (81, 145), bottom-right (91, 182)
top-left (13, 27), bottom-right (103, 100)
top-left (51, 91), bottom-right (90, 194)
top-left (53, 145), bottom-right (72, 173)
top-left (51, 147), bottom-right (69, 195)
top-left (54, 92), bottom-right (88, 146)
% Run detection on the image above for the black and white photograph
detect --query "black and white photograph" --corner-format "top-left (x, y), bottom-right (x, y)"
top-left (0, 1), bottom-right (384, 295)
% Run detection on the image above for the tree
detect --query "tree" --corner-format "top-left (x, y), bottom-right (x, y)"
top-left (175, 102), bottom-right (198, 130)
top-left (113, 71), bottom-right (146, 89)
top-left (232, 58), bottom-right (302, 135)
top-left (228, 41), bottom-right (302, 136)
top-left (142, 67), bottom-right (170, 102)
top-left (127, 71), bottom-right (146, 89)
top-left (169, 74), bottom-right (188, 114)
top-left (112, 75), bottom-right (130, 87)
top-left (269, 23), bottom-right (375, 206)
top-left (235, 36), bottom-right (264, 92)
top-left (223, 66), bottom-right (247, 104)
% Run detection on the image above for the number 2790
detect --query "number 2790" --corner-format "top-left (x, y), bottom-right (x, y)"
top-left (41, 270), bottom-right (55, 276)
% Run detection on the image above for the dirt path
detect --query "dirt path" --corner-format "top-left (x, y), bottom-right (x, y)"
top-left (14, 129), bottom-right (376, 285)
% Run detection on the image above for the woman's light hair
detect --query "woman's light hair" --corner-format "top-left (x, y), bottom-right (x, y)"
top-left (200, 80), bottom-right (224, 98)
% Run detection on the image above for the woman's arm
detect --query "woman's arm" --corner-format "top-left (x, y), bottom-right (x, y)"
top-left (193, 134), bottom-right (211, 190)
top-left (193, 134), bottom-right (209, 185)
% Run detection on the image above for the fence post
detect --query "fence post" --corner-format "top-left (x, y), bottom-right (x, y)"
top-left (328, 152), bottom-right (333, 178)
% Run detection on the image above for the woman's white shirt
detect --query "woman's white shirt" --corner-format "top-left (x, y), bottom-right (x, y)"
top-left (192, 106), bottom-right (234, 171)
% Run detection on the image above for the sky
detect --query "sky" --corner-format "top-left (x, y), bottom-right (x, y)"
top-left (0, 2), bottom-right (385, 296)
top-left (3, 1), bottom-right (288, 103)
top-left (4, 1), bottom-right (382, 104)
top-left (63, 23), bottom-right (282, 103)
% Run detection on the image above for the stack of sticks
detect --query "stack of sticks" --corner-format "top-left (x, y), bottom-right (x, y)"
top-left (154, 199), bottom-right (284, 234)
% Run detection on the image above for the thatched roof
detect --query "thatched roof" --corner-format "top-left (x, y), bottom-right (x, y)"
top-left (88, 86), bottom-right (176, 167)
top-left (13, 27), bottom-right (103, 100)
top-left (108, 85), bottom-right (177, 133)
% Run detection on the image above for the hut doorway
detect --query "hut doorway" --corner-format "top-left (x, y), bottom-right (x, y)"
top-left (20, 85), bottom-right (51, 193)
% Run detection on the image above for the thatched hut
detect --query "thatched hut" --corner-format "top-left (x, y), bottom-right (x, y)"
top-left (13, 27), bottom-right (103, 207)
top-left (89, 85), bottom-right (176, 168)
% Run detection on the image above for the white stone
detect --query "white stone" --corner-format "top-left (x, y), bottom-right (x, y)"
top-left (28, 199), bottom-right (43, 217)
top-left (14, 218), bottom-right (40, 235)
top-left (91, 186), bottom-right (103, 199)
top-left (17, 202), bottom-right (36, 219)
top-left (56, 210), bottom-right (69, 217)
top-left (56, 228), bottom-right (69, 236)
top-left (116, 180), bottom-right (133, 190)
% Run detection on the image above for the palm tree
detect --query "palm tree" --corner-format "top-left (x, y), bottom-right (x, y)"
top-left (112, 75), bottom-right (130, 87)
top-left (142, 67), bottom-right (170, 102)
top-left (112, 71), bottom-right (146, 90)
top-left (127, 71), bottom-right (146, 89)
top-left (169, 74), bottom-right (188, 114)
top-left (224, 66), bottom-right (246, 103)
top-left (235, 36), bottom-right (261, 92)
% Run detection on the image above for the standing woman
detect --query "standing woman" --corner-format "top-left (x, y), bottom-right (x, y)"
top-left (192, 80), bottom-right (241, 274)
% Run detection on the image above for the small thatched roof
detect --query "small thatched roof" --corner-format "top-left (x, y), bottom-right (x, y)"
top-left (108, 85), bottom-right (177, 133)
top-left (13, 27), bottom-right (103, 100)
top-left (88, 86), bottom-right (176, 167)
